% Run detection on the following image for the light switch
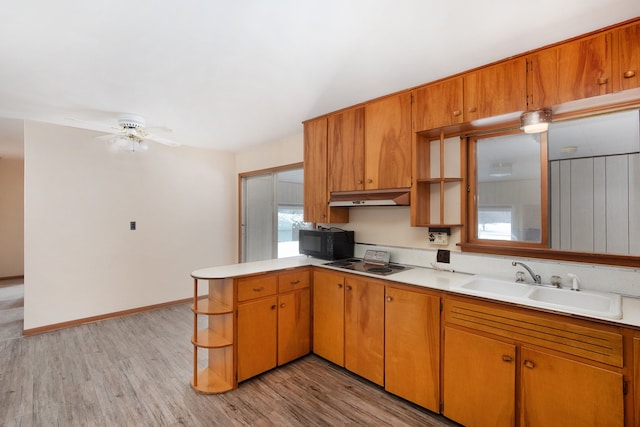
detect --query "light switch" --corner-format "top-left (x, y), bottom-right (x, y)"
top-left (130, 221), bottom-right (136, 231)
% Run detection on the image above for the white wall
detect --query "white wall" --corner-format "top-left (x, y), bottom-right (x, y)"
top-left (0, 158), bottom-right (24, 277)
top-left (23, 121), bottom-right (237, 330)
top-left (235, 132), bottom-right (303, 174)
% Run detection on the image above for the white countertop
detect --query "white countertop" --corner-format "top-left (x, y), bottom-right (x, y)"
top-left (192, 256), bottom-right (640, 329)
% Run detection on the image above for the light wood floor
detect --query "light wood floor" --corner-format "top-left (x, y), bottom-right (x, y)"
top-left (0, 282), bottom-right (459, 426)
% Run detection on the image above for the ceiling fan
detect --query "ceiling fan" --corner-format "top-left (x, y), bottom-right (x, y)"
top-left (68, 113), bottom-right (180, 152)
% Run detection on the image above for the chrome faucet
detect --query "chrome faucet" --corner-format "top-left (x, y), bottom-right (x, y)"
top-left (512, 261), bottom-right (541, 284)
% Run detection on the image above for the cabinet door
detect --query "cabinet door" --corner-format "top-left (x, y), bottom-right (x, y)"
top-left (616, 22), bottom-right (640, 91)
top-left (312, 270), bottom-right (345, 365)
top-left (344, 277), bottom-right (385, 386)
top-left (277, 288), bottom-right (311, 365)
top-left (527, 47), bottom-right (559, 110)
top-left (328, 107), bottom-right (365, 192)
top-left (413, 77), bottom-right (464, 131)
top-left (557, 32), bottom-right (612, 103)
top-left (464, 57), bottom-right (527, 121)
top-left (520, 347), bottom-right (623, 427)
top-left (385, 287), bottom-right (440, 411)
top-left (303, 117), bottom-right (328, 223)
top-left (443, 327), bottom-right (516, 427)
top-left (237, 296), bottom-right (278, 382)
top-left (364, 92), bottom-right (412, 190)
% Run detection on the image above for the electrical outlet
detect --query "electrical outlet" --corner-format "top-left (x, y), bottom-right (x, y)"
top-left (130, 221), bottom-right (136, 231)
top-left (428, 232), bottom-right (448, 245)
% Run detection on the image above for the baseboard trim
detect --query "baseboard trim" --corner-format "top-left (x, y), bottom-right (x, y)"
top-left (0, 275), bottom-right (24, 281)
top-left (22, 297), bottom-right (193, 336)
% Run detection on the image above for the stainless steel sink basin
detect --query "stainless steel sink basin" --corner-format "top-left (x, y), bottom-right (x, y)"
top-left (453, 276), bottom-right (622, 319)
top-left (528, 287), bottom-right (622, 319)
top-left (457, 277), bottom-right (531, 298)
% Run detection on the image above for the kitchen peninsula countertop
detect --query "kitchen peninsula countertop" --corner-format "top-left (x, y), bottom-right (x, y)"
top-left (192, 256), bottom-right (640, 328)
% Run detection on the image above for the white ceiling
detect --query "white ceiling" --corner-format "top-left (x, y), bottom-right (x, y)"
top-left (0, 1), bottom-right (639, 158)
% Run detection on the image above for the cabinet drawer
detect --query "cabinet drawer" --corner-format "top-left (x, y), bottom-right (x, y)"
top-left (444, 298), bottom-right (623, 367)
top-left (237, 275), bottom-right (278, 302)
top-left (278, 270), bottom-right (310, 293)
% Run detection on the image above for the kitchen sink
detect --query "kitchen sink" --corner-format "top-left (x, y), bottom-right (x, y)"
top-left (528, 287), bottom-right (622, 319)
top-left (457, 277), bottom-right (531, 298)
top-left (453, 276), bottom-right (622, 319)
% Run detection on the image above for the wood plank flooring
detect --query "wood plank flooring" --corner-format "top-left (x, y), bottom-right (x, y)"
top-left (0, 284), bottom-right (459, 426)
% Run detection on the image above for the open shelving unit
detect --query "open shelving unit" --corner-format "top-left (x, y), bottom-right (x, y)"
top-left (191, 278), bottom-right (236, 394)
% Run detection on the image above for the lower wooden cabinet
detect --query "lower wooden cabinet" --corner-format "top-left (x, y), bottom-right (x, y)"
top-left (520, 347), bottom-right (624, 427)
top-left (312, 270), bottom-right (345, 365)
top-left (385, 286), bottom-right (440, 411)
top-left (443, 327), bottom-right (516, 427)
top-left (237, 271), bottom-right (311, 382)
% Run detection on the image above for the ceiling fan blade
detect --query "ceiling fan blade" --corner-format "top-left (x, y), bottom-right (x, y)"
top-left (143, 133), bottom-right (180, 146)
top-left (65, 117), bottom-right (121, 134)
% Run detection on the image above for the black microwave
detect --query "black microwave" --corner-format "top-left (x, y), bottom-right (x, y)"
top-left (298, 229), bottom-right (354, 260)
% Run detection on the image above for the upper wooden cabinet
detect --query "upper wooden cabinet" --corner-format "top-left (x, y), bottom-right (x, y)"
top-left (463, 57), bottom-right (527, 121)
top-left (328, 106), bottom-right (365, 192)
top-left (614, 21), bottom-right (640, 91)
top-left (303, 116), bottom-right (348, 224)
top-left (413, 77), bottom-right (464, 132)
top-left (363, 93), bottom-right (412, 190)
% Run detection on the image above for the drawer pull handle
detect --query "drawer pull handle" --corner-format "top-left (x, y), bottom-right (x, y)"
top-left (386, 296), bottom-right (393, 302)
top-left (524, 359), bottom-right (535, 369)
top-left (290, 280), bottom-right (300, 285)
top-left (598, 77), bottom-right (609, 85)
top-left (469, 106), bottom-right (477, 113)
top-left (502, 355), bottom-right (513, 363)
top-left (252, 287), bottom-right (264, 292)
top-left (453, 109), bottom-right (461, 117)
top-left (624, 70), bottom-right (637, 78)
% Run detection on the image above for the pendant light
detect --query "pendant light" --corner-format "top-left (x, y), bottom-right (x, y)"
top-left (520, 109), bottom-right (552, 134)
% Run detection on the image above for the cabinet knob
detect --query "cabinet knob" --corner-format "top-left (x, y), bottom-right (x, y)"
top-left (452, 109), bottom-right (461, 117)
top-left (366, 179), bottom-right (373, 184)
top-left (524, 359), bottom-right (535, 369)
top-left (624, 70), bottom-right (637, 78)
top-left (346, 285), bottom-right (352, 291)
top-left (598, 77), bottom-right (609, 85)
top-left (337, 284), bottom-right (343, 288)
top-left (386, 296), bottom-right (393, 302)
top-left (252, 286), bottom-right (264, 292)
top-left (357, 179), bottom-right (363, 184)
top-left (502, 355), bottom-right (513, 363)
top-left (290, 280), bottom-right (300, 285)
top-left (469, 107), bottom-right (477, 113)
top-left (280, 303), bottom-right (286, 308)
top-left (270, 305), bottom-right (277, 310)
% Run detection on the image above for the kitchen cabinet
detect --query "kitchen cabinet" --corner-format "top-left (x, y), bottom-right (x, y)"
top-left (312, 269), bottom-right (385, 386)
top-left (362, 92), bottom-right (412, 190)
top-left (614, 21), bottom-right (640, 91)
top-left (190, 278), bottom-right (235, 394)
top-left (237, 270), bottom-right (311, 382)
top-left (303, 116), bottom-right (349, 224)
top-left (411, 132), bottom-right (465, 227)
top-left (443, 297), bottom-right (625, 426)
top-left (463, 57), bottom-right (527, 121)
top-left (328, 106), bottom-right (365, 192)
top-left (520, 347), bottom-right (623, 426)
top-left (312, 269), bottom-right (345, 365)
top-left (413, 77), bottom-right (464, 132)
top-left (385, 286), bottom-right (440, 411)
top-left (443, 327), bottom-right (516, 427)
top-left (344, 276), bottom-right (385, 385)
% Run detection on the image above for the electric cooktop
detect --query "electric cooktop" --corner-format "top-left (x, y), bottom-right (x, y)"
top-left (323, 250), bottom-right (412, 277)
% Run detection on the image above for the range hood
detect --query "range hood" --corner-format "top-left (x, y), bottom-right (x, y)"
top-left (328, 188), bottom-right (410, 207)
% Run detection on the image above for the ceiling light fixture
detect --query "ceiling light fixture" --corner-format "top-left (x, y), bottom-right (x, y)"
top-left (520, 108), bottom-right (552, 134)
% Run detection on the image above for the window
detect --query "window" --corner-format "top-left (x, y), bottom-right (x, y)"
top-left (240, 165), bottom-right (312, 262)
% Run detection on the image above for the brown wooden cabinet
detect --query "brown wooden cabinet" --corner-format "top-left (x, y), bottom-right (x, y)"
top-left (344, 277), bottom-right (385, 385)
top-left (463, 58), bottom-right (527, 121)
top-left (363, 93), bottom-right (412, 190)
top-left (312, 269), bottom-right (345, 365)
top-left (385, 286), bottom-right (440, 411)
top-left (413, 77), bottom-right (464, 132)
top-left (328, 106), bottom-right (365, 192)
top-left (614, 21), bottom-right (640, 91)
top-left (303, 117), bottom-right (349, 224)
top-left (520, 347), bottom-right (624, 426)
top-left (312, 270), bottom-right (385, 386)
top-left (443, 327), bottom-right (516, 427)
top-left (237, 271), bottom-right (311, 382)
